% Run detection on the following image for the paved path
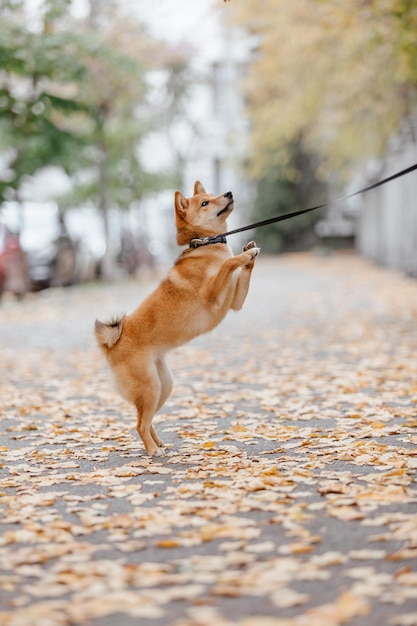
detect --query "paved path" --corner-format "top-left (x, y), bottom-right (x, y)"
top-left (1, 252), bottom-right (416, 626)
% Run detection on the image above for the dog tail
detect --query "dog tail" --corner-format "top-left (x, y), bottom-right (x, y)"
top-left (94, 314), bottom-right (125, 349)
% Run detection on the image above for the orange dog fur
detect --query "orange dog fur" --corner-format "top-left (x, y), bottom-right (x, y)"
top-left (94, 181), bottom-right (259, 456)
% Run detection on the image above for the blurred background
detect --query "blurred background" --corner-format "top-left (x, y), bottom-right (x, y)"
top-left (0, 0), bottom-right (416, 299)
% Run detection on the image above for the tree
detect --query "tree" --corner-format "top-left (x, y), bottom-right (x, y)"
top-left (250, 142), bottom-right (327, 253)
top-left (0, 0), bottom-right (192, 276)
top-left (228, 0), bottom-right (417, 179)
top-left (389, 0), bottom-right (417, 86)
top-left (222, 0), bottom-right (417, 250)
top-left (55, 7), bottom-right (186, 273)
top-left (0, 4), bottom-right (88, 203)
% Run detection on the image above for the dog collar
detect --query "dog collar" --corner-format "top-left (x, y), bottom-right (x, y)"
top-left (189, 235), bottom-right (227, 248)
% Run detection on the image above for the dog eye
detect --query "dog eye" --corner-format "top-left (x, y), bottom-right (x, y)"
top-left (201, 201), bottom-right (209, 207)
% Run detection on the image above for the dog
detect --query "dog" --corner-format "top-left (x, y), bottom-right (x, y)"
top-left (94, 181), bottom-right (259, 456)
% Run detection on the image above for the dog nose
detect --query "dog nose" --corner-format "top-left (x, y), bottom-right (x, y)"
top-left (224, 191), bottom-right (233, 199)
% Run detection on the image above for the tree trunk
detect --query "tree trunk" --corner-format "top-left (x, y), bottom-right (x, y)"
top-left (97, 121), bottom-right (116, 281)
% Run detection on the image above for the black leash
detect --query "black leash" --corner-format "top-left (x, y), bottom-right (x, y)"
top-left (190, 162), bottom-right (417, 248)
top-left (224, 161), bottom-right (417, 238)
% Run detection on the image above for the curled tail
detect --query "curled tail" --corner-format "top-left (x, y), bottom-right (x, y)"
top-left (94, 314), bottom-right (125, 349)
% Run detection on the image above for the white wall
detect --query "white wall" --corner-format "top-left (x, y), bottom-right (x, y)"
top-left (356, 119), bottom-right (417, 276)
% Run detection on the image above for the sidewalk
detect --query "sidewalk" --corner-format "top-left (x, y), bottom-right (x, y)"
top-left (1, 252), bottom-right (416, 626)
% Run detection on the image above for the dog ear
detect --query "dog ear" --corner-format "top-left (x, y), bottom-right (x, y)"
top-left (193, 181), bottom-right (206, 195)
top-left (175, 191), bottom-right (189, 216)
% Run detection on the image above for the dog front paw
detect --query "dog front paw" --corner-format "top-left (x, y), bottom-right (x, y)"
top-left (242, 246), bottom-right (260, 267)
top-left (243, 240), bottom-right (257, 252)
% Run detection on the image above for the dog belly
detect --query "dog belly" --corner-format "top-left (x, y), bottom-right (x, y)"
top-left (182, 307), bottom-right (225, 342)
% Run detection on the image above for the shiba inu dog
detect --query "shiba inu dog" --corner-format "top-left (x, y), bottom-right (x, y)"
top-left (95, 181), bottom-right (259, 456)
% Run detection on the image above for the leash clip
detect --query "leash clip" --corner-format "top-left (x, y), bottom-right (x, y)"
top-left (189, 235), bottom-right (227, 248)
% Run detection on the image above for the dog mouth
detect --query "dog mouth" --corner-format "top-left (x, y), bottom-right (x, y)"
top-left (217, 201), bottom-right (234, 217)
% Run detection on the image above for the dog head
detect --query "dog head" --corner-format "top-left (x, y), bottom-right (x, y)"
top-left (174, 181), bottom-right (234, 246)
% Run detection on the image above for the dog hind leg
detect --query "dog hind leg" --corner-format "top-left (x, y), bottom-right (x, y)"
top-left (118, 357), bottom-right (164, 456)
top-left (150, 356), bottom-right (173, 449)
top-left (135, 387), bottom-right (165, 457)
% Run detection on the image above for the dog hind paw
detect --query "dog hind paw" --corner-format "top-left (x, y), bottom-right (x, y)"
top-left (149, 446), bottom-right (167, 457)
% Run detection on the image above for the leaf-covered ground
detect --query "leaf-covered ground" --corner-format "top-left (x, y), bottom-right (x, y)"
top-left (1, 252), bottom-right (416, 626)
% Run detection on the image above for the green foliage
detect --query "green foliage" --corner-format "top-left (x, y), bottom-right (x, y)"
top-left (251, 145), bottom-right (326, 253)
top-left (390, 0), bottom-right (417, 85)
top-left (0, 13), bottom-right (91, 201)
top-left (229, 0), bottom-right (417, 179)
top-left (0, 0), bottom-right (191, 230)
top-left (226, 0), bottom-right (417, 250)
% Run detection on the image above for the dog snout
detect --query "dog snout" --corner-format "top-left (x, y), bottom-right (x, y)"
top-left (224, 191), bottom-right (233, 200)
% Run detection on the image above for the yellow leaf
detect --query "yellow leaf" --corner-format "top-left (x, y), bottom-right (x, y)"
top-left (202, 441), bottom-right (216, 449)
top-left (231, 423), bottom-right (248, 432)
top-left (155, 538), bottom-right (180, 548)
